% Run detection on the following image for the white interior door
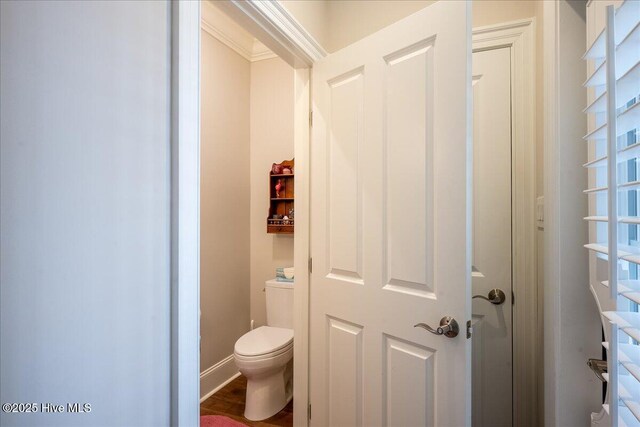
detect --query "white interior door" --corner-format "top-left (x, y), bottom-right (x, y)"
top-left (471, 47), bottom-right (513, 427)
top-left (309, 2), bottom-right (472, 426)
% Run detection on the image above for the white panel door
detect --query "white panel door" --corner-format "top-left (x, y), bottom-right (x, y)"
top-left (471, 47), bottom-right (513, 427)
top-left (310, 2), bottom-right (472, 426)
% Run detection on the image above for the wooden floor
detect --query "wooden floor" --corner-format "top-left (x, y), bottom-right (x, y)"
top-left (200, 376), bottom-right (293, 427)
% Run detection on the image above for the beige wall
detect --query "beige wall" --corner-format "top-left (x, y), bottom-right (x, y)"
top-left (200, 31), bottom-right (251, 372)
top-left (280, 0), bottom-right (330, 51)
top-left (281, 0), bottom-right (537, 53)
top-left (324, 0), bottom-right (435, 52)
top-left (473, 0), bottom-right (536, 27)
top-left (250, 57), bottom-right (295, 327)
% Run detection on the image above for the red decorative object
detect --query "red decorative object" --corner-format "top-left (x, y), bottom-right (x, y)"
top-left (275, 179), bottom-right (284, 198)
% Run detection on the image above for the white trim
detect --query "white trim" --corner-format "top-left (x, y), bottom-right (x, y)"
top-left (170, 1), bottom-right (201, 426)
top-left (252, 40), bottom-right (278, 62)
top-left (543, 3), bottom-right (560, 424)
top-left (200, 19), bottom-right (252, 61)
top-left (543, 1), bottom-right (598, 425)
top-left (201, 373), bottom-right (242, 404)
top-left (292, 67), bottom-right (310, 427)
top-left (472, 18), bottom-right (538, 427)
top-left (216, 0), bottom-right (326, 68)
top-left (200, 356), bottom-right (241, 402)
top-left (201, 0), bottom-right (277, 62)
top-left (230, 0), bottom-right (326, 62)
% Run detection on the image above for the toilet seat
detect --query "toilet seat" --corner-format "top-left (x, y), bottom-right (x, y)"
top-left (234, 326), bottom-right (293, 358)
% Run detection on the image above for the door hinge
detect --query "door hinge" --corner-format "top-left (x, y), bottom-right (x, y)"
top-left (309, 110), bottom-right (313, 127)
top-left (466, 320), bottom-right (472, 339)
top-left (308, 403), bottom-right (312, 420)
top-left (308, 257), bottom-right (313, 274)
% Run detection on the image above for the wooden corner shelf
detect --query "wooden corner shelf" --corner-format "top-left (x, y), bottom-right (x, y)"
top-left (267, 159), bottom-right (294, 234)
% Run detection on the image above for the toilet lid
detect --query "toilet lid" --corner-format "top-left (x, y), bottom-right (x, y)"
top-left (235, 326), bottom-right (293, 357)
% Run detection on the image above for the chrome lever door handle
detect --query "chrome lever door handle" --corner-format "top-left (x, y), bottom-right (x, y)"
top-left (473, 288), bottom-right (506, 305)
top-left (414, 316), bottom-right (459, 338)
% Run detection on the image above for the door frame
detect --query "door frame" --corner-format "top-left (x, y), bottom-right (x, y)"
top-left (170, 1), bottom-right (325, 426)
top-left (472, 18), bottom-right (538, 427)
top-left (172, 3), bottom-right (538, 426)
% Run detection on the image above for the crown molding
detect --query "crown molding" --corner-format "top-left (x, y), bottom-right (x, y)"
top-left (252, 39), bottom-right (278, 62)
top-left (201, 0), bottom-right (277, 63)
top-left (224, 0), bottom-right (327, 66)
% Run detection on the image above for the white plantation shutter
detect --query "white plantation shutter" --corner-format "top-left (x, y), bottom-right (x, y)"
top-left (584, 1), bottom-right (640, 425)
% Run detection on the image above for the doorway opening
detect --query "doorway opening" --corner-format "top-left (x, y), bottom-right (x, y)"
top-left (194, 1), bottom-right (315, 426)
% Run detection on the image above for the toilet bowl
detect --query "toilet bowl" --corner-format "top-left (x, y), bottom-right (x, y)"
top-left (234, 326), bottom-right (293, 421)
top-left (234, 279), bottom-right (294, 421)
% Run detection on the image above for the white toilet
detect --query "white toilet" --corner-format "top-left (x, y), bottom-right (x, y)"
top-left (234, 279), bottom-right (293, 421)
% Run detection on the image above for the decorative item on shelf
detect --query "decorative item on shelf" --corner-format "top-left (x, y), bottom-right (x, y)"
top-left (268, 159), bottom-right (295, 234)
top-left (275, 267), bottom-right (294, 282)
top-left (275, 179), bottom-right (284, 198)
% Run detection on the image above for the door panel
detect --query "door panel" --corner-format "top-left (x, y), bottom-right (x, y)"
top-left (384, 39), bottom-right (434, 297)
top-left (471, 47), bottom-right (512, 427)
top-left (327, 317), bottom-right (364, 426)
top-left (327, 69), bottom-right (364, 283)
top-left (310, 2), bottom-right (472, 426)
top-left (383, 335), bottom-right (435, 427)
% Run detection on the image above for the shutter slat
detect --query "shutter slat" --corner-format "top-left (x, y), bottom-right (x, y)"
top-left (615, 0), bottom-right (640, 45)
top-left (622, 291), bottom-right (640, 305)
top-left (584, 28), bottom-right (606, 60)
top-left (585, 60), bottom-right (607, 87)
top-left (622, 400), bottom-right (640, 424)
top-left (583, 217), bottom-right (640, 223)
top-left (601, 280), bottom-right (640, 293)
top-left (619, 142), bottom-right (640, 162)
top-left (620, 254), bottom-right (640, 265)
top-left (617, 102), bottom-right (640, 136)
top-left (618, 180), bottom-right (640, 190)
top-left (617, 60), bottom-right (640, 107)
top-left (584, 185), bottom-right (608, 194)
top-left (620, 370), bottom-right (640, 399)
top-left (584, 122), bottom-right (608, 140)
top-left (585, 91), bottom-right (607, 113)
top-left (620, 217), bottom-right (640, 224)
top-left (603, 311), bottom-right (640, 342)
top-left (584, 155), bottom-right (608, 168)
top-left (622, 360), bottom-right (640, 383)
top-left (583, 141), bottom-right (640, 168)
top-left (586, 243), bottom-right (612, 255)
top-left (590, 60), bottom-right (640, 114)
top-left (617, 20), bottom-right (640, 76)
top-left (620, 404), bottom-right (639, 427)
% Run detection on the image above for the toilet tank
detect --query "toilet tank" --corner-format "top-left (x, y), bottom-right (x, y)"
top-left (265, 279), bottom-right (294, 328)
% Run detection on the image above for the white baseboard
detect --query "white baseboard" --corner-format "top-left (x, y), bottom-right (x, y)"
top-left (200, 354), bottom-right (241, 402)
